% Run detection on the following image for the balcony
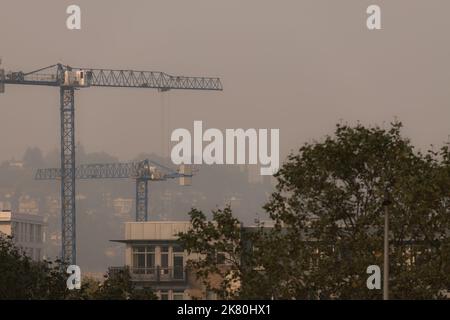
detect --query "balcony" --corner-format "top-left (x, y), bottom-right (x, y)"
top-left (109, 266), bottom-right (187, 283)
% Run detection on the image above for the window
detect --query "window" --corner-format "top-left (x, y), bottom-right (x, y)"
top-left (146, 248), bottom-right (155, 271)
top-left (173, 291), bottom-right (185, 300)
top-left (160, 291), bottom-right (169, 300)
top-left (161, 246), bottom-right (169, 275)
top-left (36, 225), bottom-right (42, 243)
top-left (173, 253), bottom-right (184, 280)
top-left (161, 246), bottom-right (169, 266)
top-left (132, 246), bottom-right (155, 274)
top-left (206, 291), bottom-right (216, 300)
top-left (30, 224), bottom-right (35, 242)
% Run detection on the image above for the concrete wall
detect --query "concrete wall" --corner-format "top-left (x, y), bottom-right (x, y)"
top-left (125, 221), bottom-right (191, 241)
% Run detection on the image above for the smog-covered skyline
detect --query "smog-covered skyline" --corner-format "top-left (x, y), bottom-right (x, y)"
top-left (2, 1), bottom-right (450, 164)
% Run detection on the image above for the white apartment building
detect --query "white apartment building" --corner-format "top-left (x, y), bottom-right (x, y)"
top-left (0, 210), bottom-right (45, 261)
top-left (110, 221), bottom-right (210, 300)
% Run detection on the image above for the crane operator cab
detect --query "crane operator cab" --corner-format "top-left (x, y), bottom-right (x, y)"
top-left (149, 166), bottom-right (164, 180)
top-left (63, 70), bottom-right (92, 87)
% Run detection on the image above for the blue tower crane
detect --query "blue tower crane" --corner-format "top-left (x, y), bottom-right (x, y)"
top-left (35, 160), bottom-right (192, 222)
top-left (0, 62), bottom-right (222, 264)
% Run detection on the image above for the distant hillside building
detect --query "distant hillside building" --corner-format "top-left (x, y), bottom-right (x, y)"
top-left (18, 195), bottom-right (39, 215)
top-left (113, 197), bottom-right (133, 217)
top-left (0, 210), bottom-right (45, 261)
top-left (6, 160), bottom-right (24, 169)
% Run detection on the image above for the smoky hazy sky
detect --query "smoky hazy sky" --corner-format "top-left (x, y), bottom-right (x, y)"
top-left (1, 0), bottom-right (450, 163)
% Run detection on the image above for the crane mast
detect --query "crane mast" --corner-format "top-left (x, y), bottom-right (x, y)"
top-left (1, 62), bottom-right (222, 264)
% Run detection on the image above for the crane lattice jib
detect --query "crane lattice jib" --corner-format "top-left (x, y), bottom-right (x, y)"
top-left (2, 64), bottom-right (223, 91)
top-left (81, 68), bottom-right (222, 90)
top-left (35, 160), bottom-right (192, 223)
top-left (35, 160), bottom-right (190, 181)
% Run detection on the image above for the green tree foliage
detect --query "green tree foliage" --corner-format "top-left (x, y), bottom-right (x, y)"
top-left (0, 234), bottom-right (156, 300)
top-left (178, 207), bottom-right (247, 299)
top-left (0, 234), bottom-right (74, 299)
top-left (22, 147), bottom-right (45, 169)
top-left (96, 267), bottom-right (157, 300)
top-left (179, 122), bottom-right (450, 299)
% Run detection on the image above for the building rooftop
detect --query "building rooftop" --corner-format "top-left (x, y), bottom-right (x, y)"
top-left (111, 221), bottom-right (191, 243)
top-left (0, 210), bottom-right (45, 224)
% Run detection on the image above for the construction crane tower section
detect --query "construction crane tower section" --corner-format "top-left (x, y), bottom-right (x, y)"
top-left (1, 62), bottom-right (222, 265)
top-left (35, 160), bottom-right (193, 222)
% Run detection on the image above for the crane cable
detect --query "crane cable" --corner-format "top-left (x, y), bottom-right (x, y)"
top-left (160, 92), bottom-right (171, 160)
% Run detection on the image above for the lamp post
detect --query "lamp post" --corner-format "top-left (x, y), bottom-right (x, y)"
top-left (383, 190), bottom-right (390, 300)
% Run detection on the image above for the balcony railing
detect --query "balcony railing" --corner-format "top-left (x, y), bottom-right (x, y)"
top-left (109, 266), bottom-right (187, 283)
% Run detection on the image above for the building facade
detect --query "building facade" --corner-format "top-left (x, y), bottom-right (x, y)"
top-left (0, 210), bottom-right (45, 261)
top-left (110, 221), bottom-right (209, 300)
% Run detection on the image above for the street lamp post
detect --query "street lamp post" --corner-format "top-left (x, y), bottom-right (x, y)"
top-left (383, 193), bottom-right (390, 300)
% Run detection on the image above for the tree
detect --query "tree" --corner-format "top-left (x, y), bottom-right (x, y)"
top-left (96, 267), bottom-right (157, 300)
top-left (178, 122), bottom-right (450, 299)
top-left (264, 121), bottom-right (450, 299)
top-left (0, 234), bottom-right (156, 300)
top-left (22, 147), bottom-right (45, 168)
top-left (178, 207), bottom-right (246, 299)
top-left (0, 234), bottom-right (73, 299)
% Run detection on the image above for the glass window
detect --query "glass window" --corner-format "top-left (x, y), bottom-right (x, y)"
top-left (161, 246), bottom-right (169, 268)
top-left (173, 291), bottom-right (184, 300)
top-left (160, 246), bottom-right (169, 275)
top-left (37, 225), bottom-right (42, 243)
top-left (173, 255), bottom-right (184, 280)
top-left (137, 254), bottom-right (145, 267)
top-left (132, 246), bottom-right (155, 274)
top-left (146, 250), bottom-right (155, 269)
top-left (30, 224), bottom-right (35, 242)
top-left (160, 291), bottom-right (169, 300)
top-left (206, 291), bottom-right (216, 300)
